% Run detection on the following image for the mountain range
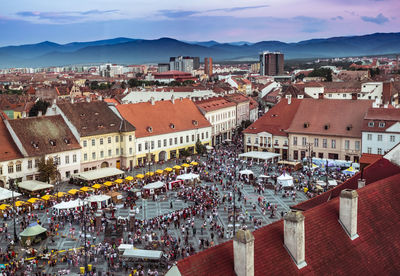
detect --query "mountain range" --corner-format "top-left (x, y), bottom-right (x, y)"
top-left (1, 32), bottom-right (400, 68)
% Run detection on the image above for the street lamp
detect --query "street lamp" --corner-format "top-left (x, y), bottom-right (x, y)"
top-left (305, 143), bottom-right (314, 190)
top-left (9, 179), bottom-right (18, 243)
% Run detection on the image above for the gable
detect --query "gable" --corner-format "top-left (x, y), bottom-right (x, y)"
top-left (386, 122), bottom-right (400, 133)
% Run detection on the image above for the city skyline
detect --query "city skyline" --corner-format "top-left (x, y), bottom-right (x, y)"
top-left (1, 0), bottom-right (399, 46)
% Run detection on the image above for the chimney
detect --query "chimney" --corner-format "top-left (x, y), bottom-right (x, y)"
top-left (171, 95), bottom-right (175, 104)
top-left (233, 229), bottom-right (254, 276)
top-left (71, 97), bottom-right (74, 104)
top-left (150, 97), bottom-right (155, 105)
top-left (287, 95), bottom-right (292, 105)
top-left (38, 111), bottom-right (43, 117)
top-left (22, 111), bottom-right (26, 118)
top-left (339, 189), bottom-right (359, 240)
top-left (284, 211), bottom-right (307, 269)
top-left (357, 179), bottom-right (365, 189)
top-left (318, 93), bottom-right (324, 99)
top-left (86, 96), bottom-right (91, 103)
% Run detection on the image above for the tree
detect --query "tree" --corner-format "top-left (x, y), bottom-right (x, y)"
top-left (237, 120), bottom-right (252, 134)
top-left (29, 99), bottom-right (50, 117)
top-left (179, 148), bottom-right (192, 158)
top-left (195, 139), bottom-right (207, 155)
top-left (90, 81), bottom-right (99, 90)
top-left (308, 68), bottom-right (332, 82)
top-left (37, 157), bottom-right (58, 183)
top-left (121, 81), bottom-right (127, 89)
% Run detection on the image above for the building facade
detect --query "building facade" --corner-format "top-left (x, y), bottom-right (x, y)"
top-left (259, 51), bottom-right (284, 76)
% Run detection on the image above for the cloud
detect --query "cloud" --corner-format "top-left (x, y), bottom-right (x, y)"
top-left (158, 5), bottom-right (269, 18)
top-left (293, 16), bottom-right (327, 33)
top-left (158, 10), bottom-right (198, 18)
top-left (80, 10), bottom-right (119, 15)
top-left (16, 9), bottom-right (120, 23)
top-left (361, 13), bottom-right (389, 24)
top-left (331, 16), bottom-right (344, 20)
top-left (209, 5), bottom-right (269, 13)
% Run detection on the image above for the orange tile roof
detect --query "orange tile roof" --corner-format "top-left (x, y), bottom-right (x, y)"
top-left (0, 115), bottom-right (23, 161)
top-left (195, 97), bottom-right (236, 112)
top-left (117, 98), bottom-right (211, 138)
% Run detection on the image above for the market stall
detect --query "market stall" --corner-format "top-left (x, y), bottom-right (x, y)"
top-left (72, 167), bottom-right (124, 183)
top-left (167, 180), bottom-right (183, 190)
top-left (177, 173), bottom-right (200, 185)
top-left (87, 194), bottom-right (111, 209)
top-left (0, 187), bottom-right (21, 202)
top-left (239, 151), bottom-right (281, 163)
top-left (17, 180), bottom-right (53, 195)
top-left (20, 223), bottom-right (47, 246)
top-left (52, 198), bottom-right (88, 212)
top-left (142, 181), bottom-right (166, 197)
top-left (106, 191), bottom-right (124, 204)
top-left (277, 174), bottom-right (294, 188)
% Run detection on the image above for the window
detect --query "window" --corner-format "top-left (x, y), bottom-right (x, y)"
top-left (164, 139), bottom-right (167, 147)
top-left (192, 135), bottom-right (195, 142)
top-left (368, 121), bottom-right (374, 127)
top-left (343, 94), bottom-right (346, 98)
top-left (138, 144), bottom-right (142, 152)
top-left (314, 138), bottom-right (319, 147)
top-left (293, 136), bottom-right (297, 146)
top-left (28, 160), bottom-right (32, 169)
top-left (378, 122), bottom-right (385, 128)
top-left (293, 150), bottom-right (298, 160)
top-left (355, 141), bottom-right (360, 151)
top-left (345, 140), bottom-right (350, 150)
top-left (151, 141), bottom-right (154, 150)
top-left (377, 148), bottom-right (382, 155)
top-left (35, 159), bottom-right (39, 168)
top-left (206, 132), bottom-right (209, 139)
top-left (390, 135), bottom-right (395, 142)
top-left (129, 135), bottom-right (132, 142)
top-left (83, 140), bottom-right (87, 147)
top-left (115, 136), bottom-right (119, 142)
top-left (0, 167), bottom-right (2, 175)
top-left (92, 139), bottom-right (95, 146)
top-left (121, 148), bottom-right (123, 155)
top-left (186, 136), bottom-right (189, 143)
top-left (302, 137), bottom-right (307, 146)
top-left (331, 139), bottom-right (336, 149)
top-left (73, 154), bottom-right (77, 163)
top-left (129, 147), bottom-right (133, 155)
top-left (323, 139), bottom-right (327, 148)
top-left (8, 163), bottom-right (13, 174)
top-left (120, 136), bottom-right (123, 142)
top-left (16, 163), bottom-right (21, 172)
top-left (201, 133), bottom-right (204, 140)
top-left (174, 137), bottom-right (177, 145)
top-left (180, 137), bottom-right (183, 144)
top-left (158, 140), bottom-right (161, 148)
top-left (169, 138), bottom-right (173, 146)
top-left (145, 142), bottom-right (149, 150)
top-left (100, 151), bottom-right (104, 158)
top-left (367, 134), bottom-right (372, 140)
top-left (108, 149), bottom-right (112, 156)
top-left (92, 152), bottom-right (96, 159)
top-left (65, 155), bottom-right (70, 164)
top-left (255, 138), bottom-right (259, 144)
top-left (66, 171), bottom-right (70, 178)
top-left (377, 135), bottom-right (382, 141)
top-left (108, 137), bottom-right (111, 144)
top-left (100, 138), bottom-right (103, 145)
top-left (116, 148), bottom-right (119, 155)
top-left (84, 153), bottom-right (88, 161)
top-left (247, 137), bottom-right (251, 144)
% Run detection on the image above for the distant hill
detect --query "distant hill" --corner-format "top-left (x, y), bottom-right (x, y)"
top-left (1, 32), bottom-right (400, 68)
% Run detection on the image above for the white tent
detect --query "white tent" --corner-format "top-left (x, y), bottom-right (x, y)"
top-left (258, 175), bottom-right (270, 179)
top-left (239, 151), bottom-right (281, 163)
top-left (52, 198), bottom-right (88, 210)
top-left (87, 194), bottom-right (111, 204)
top-left (0, 187), bottom-right (21, 201)
top-left (277, 174), bottom-right (294, 187)
top-left (122, 249), bottom-right (163, 260)
top-left (239, 169), bottom-right (254, 176)
top-left (118, 244), bottom-right (134, 252)
top-left (18, 180), bottom-right (53, 192)
top-left (177, 173), bottom-right (200, 181)
top-left (143, 181), bottom-right (165, 190)
top-left (316, 180), bottom-right (338, 187)
top-left (72, 167), bottom-right (124, 181)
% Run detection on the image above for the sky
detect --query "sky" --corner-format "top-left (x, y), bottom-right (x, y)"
top-left (0, 0), bottom-right (399, 46)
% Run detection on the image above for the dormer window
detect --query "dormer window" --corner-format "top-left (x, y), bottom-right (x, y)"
top-left (346, 125), bottom-right (353, 131)
top-left (82, 126), bottom-right (87, 130)
top-left (378, 122), bottom-right (385, 128)
top-left (31, 141), bottom-right (39, 149)
top-left (110, 123), bottom-right (115, 127)
top-left (94, 112), bottom-right (99, 115)
top-left (170, 123), bottom-right (175, 129)
top-left (64, 138), bottom-right (71, 144)
top-left (49, 139), bottom-right (56, 146)
top-left (192, 120), bottom-right (198, 126)
top-left (147, 126), bottom-right (153, 133)
top-left (304, 122), bottom-right (310, 128)
top-left (368, 121), bottom-right (374, 127)
top-left (80, 113), bottom-right (85, 117)
top-left (324, 124), bottom-right (330, 130)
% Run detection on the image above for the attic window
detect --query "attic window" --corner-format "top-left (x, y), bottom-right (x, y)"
top-left (368, 121), bottom-right (374, 127)
top-left (170, 123), bottom-right (175, 129)
top-left (110, 123), bottom-right (115, 127)
top-left (64, 138), bottom-right (71, 144)
top-left (94, 112), bottom-right (99, 115)
top-left (303, 122), bottom-right (310, 128)
top-left (82, 126), bottom-right (87, 130)
top-left (271, 114), bottom-right (278, 117)
top-left (49, 139), bottom-right (56, 146)
top-left (192, 120), bottom-right (198, 126)
top-left (378, 122), bottom-right (385, 128)
top-left (324, 124), bottom-right (330, 130)
top-left (31, 141), bottom-right (39, 149)
top-left (147, 126), bottom-right (153, 133)
top-left (98, 124), bottom-right (104, 128)
top-left (346, 125), bottom-right (353, 131)
top-left (80, 113), bottom-right (85, 117)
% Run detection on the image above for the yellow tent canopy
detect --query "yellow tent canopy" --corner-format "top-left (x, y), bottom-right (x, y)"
top-left (156, 169), bottom-right (164, 174)
top-left (55, 192), bottom-right (66, 197)
top-left (103, 181), bottom-right (114, 187)
top-left (68, 189), bottom-right (80, 195)
top-left (136, 174), bottom-right (144, 179)
top-left (190, 161), bottom-right (198, 166)
top-left (114, 179), bottom-right (123, 184)
top-left (80, 186), bottom-right (93, 192)
top-left (41, 195), bottom-right (54, 201)
top-left (125, 176), bottom-right (134, 181)
top-left (181, 163), bottom-right (190, 168)
top-left (15, 201), bottom-right (26, 207)
top-left (0, 204), bottom-right (10, 210)
top-left (91, 184), bottom-right (103, 189)
top-left (173, 165), bottom-right (181, 170)
top-left (164, 167), bottom-right (173, 172)
top-left (145, 172), bottom-right (154, 176)
top-left (27, 198), bottom-right (41, 203)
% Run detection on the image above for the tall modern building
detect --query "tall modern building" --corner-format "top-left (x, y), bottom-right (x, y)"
top-left (259, 51), bottom-right (284, 76)
top-left (169, 56), bottom-right (199, 73)
top-left (204, 57), bottom-right (213, 77)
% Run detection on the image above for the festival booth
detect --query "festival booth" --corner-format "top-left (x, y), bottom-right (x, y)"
top-left (176, 173), bottom-right (200, 186)
top-left (277, 174), bottom-right (294, 189)
top-left (239, 151), bottom-right (281, 164)
top-left (277, 161), bottom-right (303, 171)
top-left (142, 181), bottom-right (166, 197)
top-left (316, 179), bottom-right (338, 188)
top-left (52, 198), bottom-right (88, 214)
top-left (106, 191), bottom-right (124, 204)
top-left (167, 180), bottom-right (183, 190)
top-left (239, 169), bottom-right (254, 180)
top-left (20, 223), bottom-right (48, 246)
top-left (122, 248), bottom-right (163, 261)
top-left (17, 180), bottom-right (53, 196)
top-left (118, 244), bottom-right (134, 253)
top-left (87, 194), bottom-right (111, 210)
top-left (72, 167), bottom-right (124, 185)
top-left (342, 166), bottom-right (358, 176)
top-left (0, 187), bottom-right (21, 202)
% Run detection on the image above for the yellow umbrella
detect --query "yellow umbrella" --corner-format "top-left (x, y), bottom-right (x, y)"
top-left (27, 198), bottom-right (41, 203)
top-left (173, 165), bottom-right (181, 170)
top-left (104, 181), bottom-right (114, 186)
top-left (0, 204), bottom-right (10, 210)
top-left (15, 201), bottom-right (26, 207)
top-left (125, 176), bottom-right (134, 181)
top-left (55, 192), bottom-right (66, 197)
top-left (164, 167), bottom-right (172, 172)
top-left (145, 172), bottom-right (154, 176)
top-left (91, 184), bottom-right (103, 189)
top-left (190, 161), bottom-right (198, 166)
top-left (181, 163), bottom-right (190, 168)
top-left (114, 179), bottom-right (123, 184)
top-left (80, 186), bottom-right (93, 192)
top-left (68, 189), bottom-right (79, 195)
top-left (156, 169), bottom-right (164, 174)
top-left (136, 174), bottom-right (145, 179)
top-left (41, 195), bottom-right (54, 201)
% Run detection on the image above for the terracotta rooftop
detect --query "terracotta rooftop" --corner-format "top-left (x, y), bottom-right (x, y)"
top-left (8, 115), bottom-right (81, 157)
top-left (195, 97), bottom-right (236, 112)
top-left (243, 98), bottom-right (302, 136)
top-left (0, 115), bottom-right (23, 161)
top-left (285, 99), bottom-right (373, 138)
top-left (176, 156), bottom-right (400, 276)
top-left (57, 101), bottom-right (135, 137)
top-left (117, 98), bottom-right (211, 138)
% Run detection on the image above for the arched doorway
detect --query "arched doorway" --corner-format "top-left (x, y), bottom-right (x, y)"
top-left (101, 161), bottom-right (109, 168)
top-left (159, 151), bottom-right (167, 162)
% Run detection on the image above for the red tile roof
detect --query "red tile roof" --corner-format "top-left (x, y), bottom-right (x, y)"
top-left (359, 153), bottom-right (382, 165)
top-left (195, 97), bottom-right (236, 112)
top-left (286, 99), bottom-right (373, 138)
top-left (243, 98), bottom-right (302, 136)
top-left (0, 115), bottom-right (23, 161)
top-left (117, 98), bottom-right (211, 138)
top-left (177, 158), bottom-right (400, 276)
